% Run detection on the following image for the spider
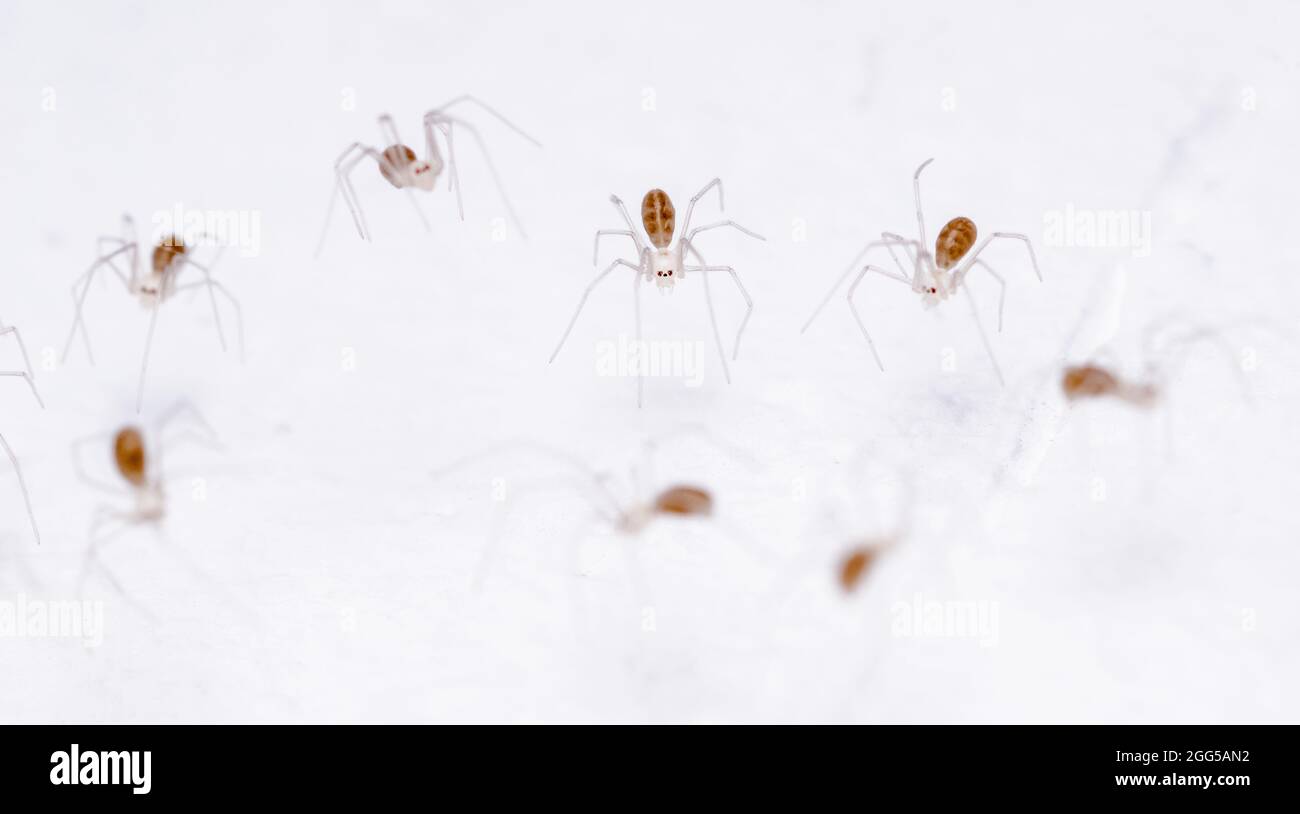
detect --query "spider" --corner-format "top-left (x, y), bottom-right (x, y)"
top-left (73, 402), bottom-right (221, 606)
top-left (802, 158), bottom-right (1043, 384)
top-left (315, 95), bottom-right (540, 253)
top-left (60, 214), bottom-right (244, 413)
top-left (1061, 317), bottom-right (1252, 408)
top-left (430, 432), bottom-right (765, 605)
top-left (1, 313), bottom-right (42, 544)
top-left (547, 179), bottom-right (764, 406)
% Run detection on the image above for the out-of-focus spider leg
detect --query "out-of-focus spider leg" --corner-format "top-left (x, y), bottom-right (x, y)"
top-left (135, 300), bottom-right (162, 414)
top-left (0, 430), bottom-right (39, 544)
top-left (62, 243), bottom-right (138, 365)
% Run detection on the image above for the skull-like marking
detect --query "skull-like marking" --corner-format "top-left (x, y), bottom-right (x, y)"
top-left (641, 189), bottom-right (676, 249)
top-left (653, 485), bottom-right (713, 517)
top-left (114, 426), bottom-right (148, 487)
top-left (151, 235), bottom-right (187, 275)
top-left (378, 145), bottom-right (418, 188)
top-left (838, 546), bottom-right (877, 592)
top-left (1062, 365), bottom-right (1120, 400)
top-left (934, 216), bottom-right (977, 271)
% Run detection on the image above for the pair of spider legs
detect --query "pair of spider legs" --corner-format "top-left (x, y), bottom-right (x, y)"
top-left (803, 232), bottom-right (1031, 385)
top-left (61, 219), bottom-right (244, 413)
top-left (1, 313), bottom-right (42, 544)
top-left (317, 95), bottom-right (540, 255)
top-left (551, 180), bottom-right (761, 407)
top-left (73, 402), bottom-right (221, 612)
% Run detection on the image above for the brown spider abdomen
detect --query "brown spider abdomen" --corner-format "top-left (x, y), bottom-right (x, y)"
top-left (934, 217), bottom-right (977, 271)
top-left (152, 236), bottom-right (187, 274)
top-left (641, 189), bottom-right (676, 249)
top-left (1062, 365), bottom-right (1120, 399)
top-left (653, 485), bottom-right (713, 517)
top-left (379, 145), bottom-right (418, 188)
top-left (838, 546), bottom-right (881, 592)
top-left (114, 427), bottom-right (148, 487)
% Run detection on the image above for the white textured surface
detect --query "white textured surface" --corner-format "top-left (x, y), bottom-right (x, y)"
top-left (0, 0), bottom-right (1297, 722)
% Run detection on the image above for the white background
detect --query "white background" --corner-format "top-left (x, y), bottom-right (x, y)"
top-left (0, 0), bottom-right (1297, 722)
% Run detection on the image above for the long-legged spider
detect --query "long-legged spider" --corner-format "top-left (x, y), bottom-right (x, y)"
top-left (1062, 315), bottom-right (1254, 408)
top-left (315, 95), bottom-right (540, 253)
top-left (60, 214), bottom-right (244, 413)
top-left (548, 179), bottom-right (764, 406)
top-left (1, 313), bottom-right (42, 544)
top-left (73, 402), bottom-right (221, 607)
top-left (430, 432), bottom-right (766, 608)
top-left (802, 158), bottom-right (1043, 384)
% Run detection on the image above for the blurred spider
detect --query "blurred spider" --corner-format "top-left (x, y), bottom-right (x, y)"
top-left (548, 179), bottom-right (764, 406)
top-left (430, 432), bottom-right (765, 605)
top-left (1, 313), bottom-right (42, 544)
top-left (73, 402), bottom-right (221, 604)
top-left (60, 214), bottom-right (244, 413)
top-left (802, 158), bottom-right (1042, 384)
top-left (315, 96), bottom-right (540, 253)
top-left (1062, 316), bottom-right (1253, 408)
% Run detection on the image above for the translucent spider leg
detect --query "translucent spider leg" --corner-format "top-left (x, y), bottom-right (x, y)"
top-left (176, 256), bottom-right (228, 353)
top-left (0, 316), bottom-right (37, 384)
top-left (633, 265), bottom-right (645, 407)
top-left (331, 142), bottom-right (382, 242)
top-left (378, 115), bottom-right (432, 234)
top-left (135, 300), bottom-right (162, 413)
top-left (963, 283), bottom-right (1005, 386)
top-left (424, 111), bottom-right (531, 239)
top-left (609, 195), bottom-right (648, 250)
top-left (846, 265), bottom-right (910, 370)
top-left (422, 116), bottom-right (461, 219)
top-left (680, 177), bottom-right (724, 238)
top-left (802, 238), bottom-right (920, 334)
top-left (970, 259), bottom-right (1007, 332)
top-left (913, 158), bottom-right (935, 251)
top-left (0, 430), bottom-right (39, 545)
top-left (62, 242), bottom-right (138, 365)
top-left (548, 257), bottom-right (642, 364)
top-left (173, 276), bottom-right (245, 362)
top-left (956, 232), bottom-right (1043, 286)
top-left (687, 264), bottom-right (753, 362)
